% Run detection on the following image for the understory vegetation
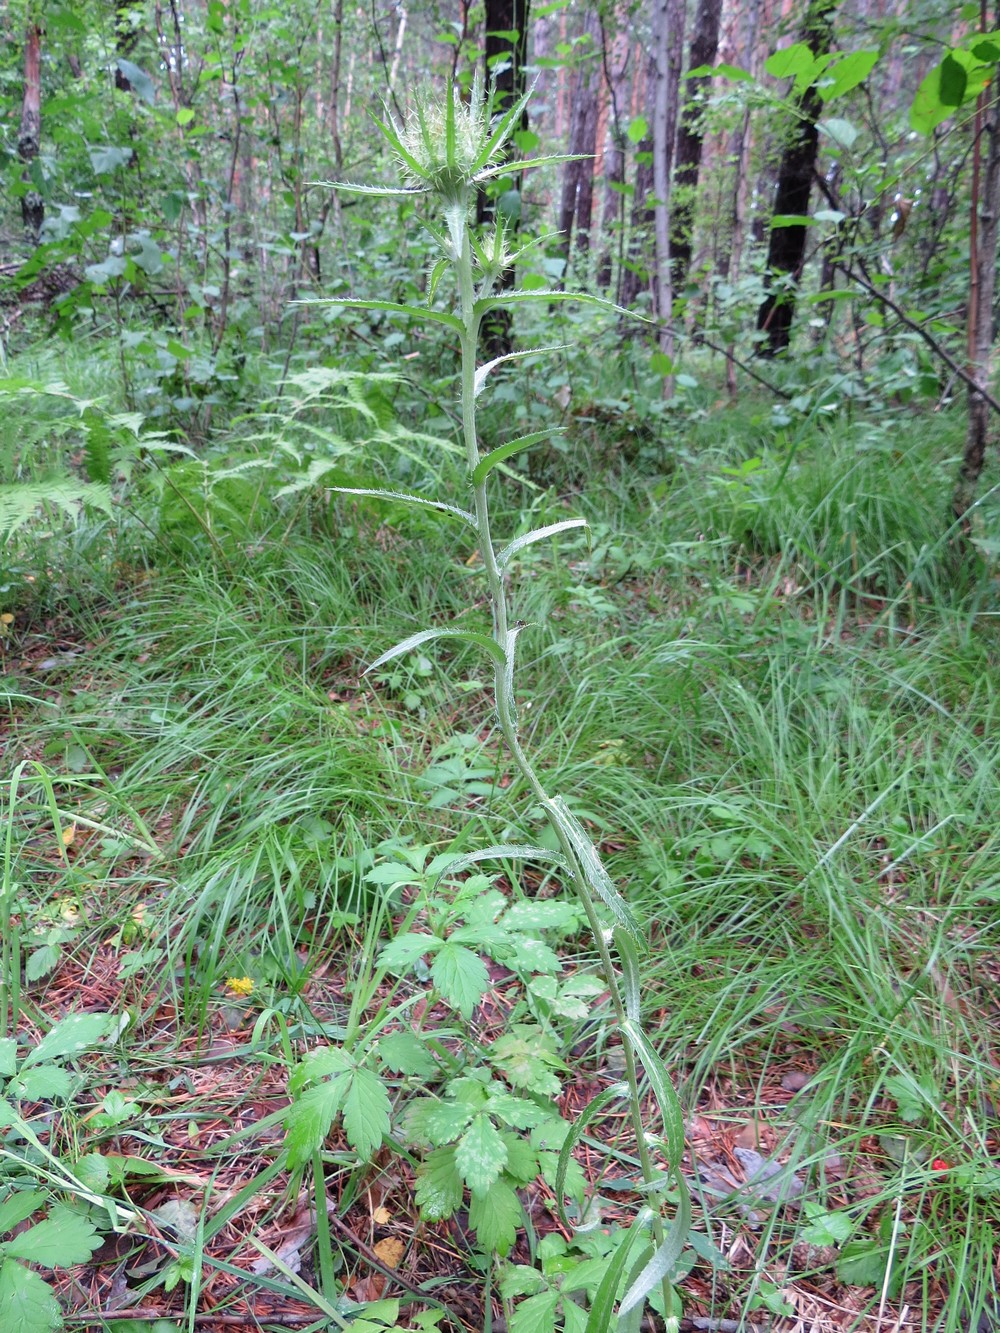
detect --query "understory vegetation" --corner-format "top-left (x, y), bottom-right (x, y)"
top-left (2, 297), bottom-right (999, 1330)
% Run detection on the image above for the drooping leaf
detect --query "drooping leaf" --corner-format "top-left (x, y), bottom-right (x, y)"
top-left (544, 796), bottom-right (644, 943)
top-left (115, 59), bottom-right (155, 104)
top-left (467, 1177), bottom-right (522, 1256)
top-left (554, 1083), bottom-right (626, 1226)
top-left (939, 53), bottom-right (968, 107)
top-left (765, 42), bottom-right (817, 83)
top-left (342, 1066), bottom-right (391, 1160)
top-left (0, 1039), bottom-right (18, 1077)
top-left (456, 1113), bottom-right (508, 1193)
top-left (430, 943), bottom-right (490, 1018)
top-left (365, 626), bottom-right (506, 676)
top-left (474, 348), bottom-right (566, 399)
top-left (293, 296), bottom-right (463, 334)
top-left (0, 1257), bottom-right (63, 1332)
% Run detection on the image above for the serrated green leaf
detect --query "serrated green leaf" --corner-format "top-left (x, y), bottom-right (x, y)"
top-left (0, 1040), bottom-right (18, 1078)
top-left (430, 943), bottom-right (490, 1018)
top-left (456, 1114), bottom-right (509, 1193)
top-left (509, 1290), bottom-right (560, 1333)
top-left (21, 1012), bottom-right (112, 1070)
top-left (379, 931), bottom-right (441, 973)
top-left (420, 1100), bottom-right (476, 1144)
top-left (25, 947), bottom-right (60, 983)
top-left (0, 1256), bottom-right (63, 1332)
top-left (414, 1146), bottom-right (464, 1221)
top-left (503, 900), bottom-right (578, 931)
top-left (289, 1045), bottom-right (352, 1094)
top-left (472, 430), bottom-right (563, 485)
top-left (0, 1192), bottom-right (47, 1235)
top-left (486, 1093), bottom-right (550, 1130)
top-left (468, 1177), bottom-right (522, 1256)
top-left (284, 1077), bottom-right (348, 1168)
top-left (342, 1066), bottom-right (390, 1160)
top-left (72, 1153), bottom-right (110, 1195)
top-left (9, 1067), bottom-right (73, 1102)
top-left (377, 1032), bottom-right (438, 1079)
top-left (328, 486), bottom-right (475, 527)
top-left (497, 519), bottom-right (588, 570)
top-left (498, 1131), bottom-right (539, 1184)
top-left (366, 626), bottom-right (506, 676)
top-left (474, 348), bottom-right (567, 399)
top-left (6, 1206), bottom-right (102, 1268)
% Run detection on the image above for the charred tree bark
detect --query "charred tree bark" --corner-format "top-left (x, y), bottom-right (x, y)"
top-left (954, 32), bottom-right (1000, 528)
top-left (19, 21), bottom-right (44, 241)
top-left (755, 0), bottom-right (836, 357)
top-left (670, 0), bottom-right (722, 292)
top-left (476, 0), bottom-right (529, 356)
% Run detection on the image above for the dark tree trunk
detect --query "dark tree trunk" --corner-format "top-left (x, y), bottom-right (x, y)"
top-left (955, 29), bottom-right (1000, 527)
top-left (755, 0), bottom-right (836, 357)
top-left (477, 0), bottom-right (530, 357)
top-left (19, 22), bottom-right (44, 241)
top-left (115, 0), bottom-right (141, 90)
top-left (617, 60), bottom-right (655, 310)
top-left (595, 21), bottom-right (629, 291)
top-left (670, 0), bottom-right (722, 292)
top-left (554, 12), bottom-right (602, 267)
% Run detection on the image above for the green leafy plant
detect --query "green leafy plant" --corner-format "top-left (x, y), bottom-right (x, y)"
top-left (291, 76), bottom-right (692, 1325)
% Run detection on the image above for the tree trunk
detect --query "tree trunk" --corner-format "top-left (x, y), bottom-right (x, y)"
top-left (617, 55), bottom-right (655, 310)
top-left (555, 13), bottom-right (602, 267)
top-left (19, 21), bottom-right (44, 241)
top-left (595, 21), bottom-right (630, 291)
top-left (651, 0), bottom-right (684, 389)
top-left (755, 0), bottom-right (836, 357)
top-left (476, 0), bottom-right (529, 357)
top-left (670, 0), bottom-right (722, 292)
top-left (954, 27), bottom-right (1000, 527)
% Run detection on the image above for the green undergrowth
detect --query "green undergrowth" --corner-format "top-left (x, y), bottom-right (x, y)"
top-left (2, 343), bottom-right (999, 1331)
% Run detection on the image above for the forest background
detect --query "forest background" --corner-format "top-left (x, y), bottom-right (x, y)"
top-left (0, 1), bottom-right (999, 1332)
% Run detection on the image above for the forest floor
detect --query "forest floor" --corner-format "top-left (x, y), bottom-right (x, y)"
top-left (2, 367), bottom-right (1000, 1333)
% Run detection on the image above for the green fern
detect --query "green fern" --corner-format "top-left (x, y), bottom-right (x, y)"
top-left (0, 478), bottom-right (113, 543)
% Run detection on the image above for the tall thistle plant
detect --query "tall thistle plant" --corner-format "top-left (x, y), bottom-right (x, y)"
top-left (310, 80), bottom-right (689, 1325)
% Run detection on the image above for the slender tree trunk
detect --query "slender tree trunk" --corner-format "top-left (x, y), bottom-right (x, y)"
top-left (755, 0), bottom-right (837, 356)
top-left (596, 21), bottom-right (630, 291)
top-left (651, 0), bottom-right (684, 390)
top-left (19, 21), bottom-right (44, 241)
top-left (954, 18), bottom-right (1000, 527)
top-left (476, 0), bottom-right (530, 356)
top-left (670, 0), bottom-right (722, 292)
top-left (617, 55), bottom-right (655, 309)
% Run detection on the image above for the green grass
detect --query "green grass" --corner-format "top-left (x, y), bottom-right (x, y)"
top-left (2, 341), bottom-right (999, 1331)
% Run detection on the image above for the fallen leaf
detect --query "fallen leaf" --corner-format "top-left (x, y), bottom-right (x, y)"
top-left (373, 1237), bottom-right (405, 1267)
top-left (372, 1205), bottom-right (391, 1225)
top-left (62, 824), bottom-right (77, 847)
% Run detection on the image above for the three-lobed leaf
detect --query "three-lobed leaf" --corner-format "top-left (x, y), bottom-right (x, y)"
top-left (455, 1113), bottom-right (508, 1193)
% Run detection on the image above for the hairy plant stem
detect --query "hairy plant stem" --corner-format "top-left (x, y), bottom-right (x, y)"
top-left (455, 214), bottom-right (674, 1315)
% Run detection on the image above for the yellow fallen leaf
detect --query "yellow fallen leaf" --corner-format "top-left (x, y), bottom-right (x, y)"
top-left (372, 1205), bottom-right (391, 1225)
top-left (373, 1237), bottom-right (405, 1268)
top-left (61, 825), bottom-right (77, 847)
top-left (1, 613), bottom-right (13, 625)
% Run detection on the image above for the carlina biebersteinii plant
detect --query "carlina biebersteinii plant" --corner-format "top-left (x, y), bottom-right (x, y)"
top-left (302, 77), bottom-right (691, 1328)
